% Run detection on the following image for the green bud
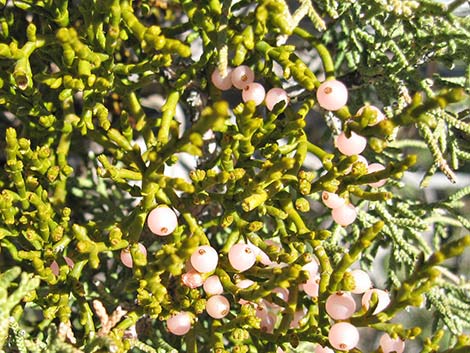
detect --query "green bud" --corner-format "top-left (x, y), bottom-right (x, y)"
top-left (295, 198), bottom-right (310, 212)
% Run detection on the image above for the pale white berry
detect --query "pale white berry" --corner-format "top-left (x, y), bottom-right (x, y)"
top-left (315, 345), bottom-right (334, 353)
top-left (181, 269), bottom-right (204, 288)
top-left (322, 191), bottom-right (346, 209)
top-left (379, 333), bottom-right (405, 353)
top-left (316, 80), bottom-right (348, 111)
top-left (242, 82), bottom-right (266, 106)
top-left (206, 295), bottom-right (230, 319)
top-left (147, 206), bottom-right (178, 236)
top-left (367, 163), bottom-right (387, 188)
top-left (120, 243), bottom-right (147, 268)
top-left (265, 88), bottom-right (289, 111)
top-left (331, 203), bottom-right (357, 226)
top-left (325, 292), bottom-right (356, 320)
top-left (229, 243), bottom-right (256, 272)
top-left (302, 275), bottom-right (320, 298)
top-left (335, 131), bottom-right (367, 156)
top-left (203, 275), bottom-right (224, 296)
top-left (190, 245), bottom-right (219, 273)
top-left (167, 312), bottom-right (192, 335)
top-left (328, 322), bottom-right (360, 351)
top-left (362, 288), bottom-right (391, 314)
top-left (231, 65), bottom-right (255, 89)
top-left (302, 259), bottom-right (319, 277)
top-left (211, 67), bottom-right (233, 90)
top-left (350, 269), bottom-right (373, 294)
top-left (256, 303), bottom-right (277, 333)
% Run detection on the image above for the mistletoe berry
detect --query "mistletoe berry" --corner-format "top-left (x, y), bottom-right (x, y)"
top-left (147, 206), bottom-right (178, 236)
top-left (316, 80), bottom-right (348, 111)
top-left (349, 269), bottom-right (373, 294)
top-left (322, 191), bottom-right (346, 209)
top-left (190, 245), bottom-right (219, 273)
top-left (362, 288), bottom-right (391, 314)
top-left (242, 82), bottom-right (266, 106)
top-left (328, 322), bottom-right (360, 351)
top-left (120, 243), bottom-right (147, 268)
top-left (335, 131), bottom-right (367, 156)
top-left (231, 65), bottom-right (255, 89)
top-left (205, 295), bottom-right (230, 319)
top-left (167, 312), bottom-right (192, 336)
top-left (325, 291), bottom-right (356, 320)
top-left (203, 275), bottom-right (224, 296)
top-left (367, 163), bottom-right (387, 187)
top-left (228, 243), bottom-right (256, 272)
top-left (265, 87), bottom-right (289, 111)
top-left (181, 269), bottom-right (204, 288)
top-left (379, 333), bottom-right (405, 353)
top-left (331, 203), bottom-right (357, 226)
top-left (211, 67), bottom-right (233, 91)
top-left (302, 275), bottom-right (320, 298)
top-left (315, 345), bottom-right (334, 353)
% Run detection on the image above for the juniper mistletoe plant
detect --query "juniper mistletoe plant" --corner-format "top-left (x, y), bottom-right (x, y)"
top-left (1, 0), bottom-right (470, 352)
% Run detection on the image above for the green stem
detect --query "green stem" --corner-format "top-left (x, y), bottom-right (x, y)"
top-left (293, 27), bottom-right (335, 78)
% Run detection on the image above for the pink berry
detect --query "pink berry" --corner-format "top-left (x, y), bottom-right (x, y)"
top-left (328, 322), bottom-right (360, 351)
top-left (252, 245), bottom-right (273, 266)
top-left (203, 275), bottom-right (224, 296)
top-left (325, 292), bottom-right (356, 320)
top-left (231, 65), bottom-right (255, 89)
top-left (265, 88), bottom-right (289, 111)
top-left (335, 131), bottom-right (367, 156)
top-left (228, 243), bottom-right (256, 272)
top-left (302, 275), bottom-right (320, 298)
top-left (322, 191), bottom-right (346, 209)
top-left (362, 288), bottom-right (391, 314)
top-left (350, 269), bottom-right (372, 294)
top-left (236, 279), bottom-right (255, 289)
top-left (357, 105), bottom-right (386, 126)
top-left (167, 312), bottom-right (192, 335)
top-left (256, 304), bottom-right (277, 333)
top-left (236, 279), bottom-right (256, 305)
top-left (190, 245), bottom-right (219, 273)
top-left (181, 269), bottom-right (204, 289)
top-left (206, 295), bottom-right (230, 319)
top-left (147, 206), bottom-right (178, 236)
top-left (302, 260), bottom-right (319, 277)
top-left (331, 203), bottom-right (357, 226)
top-left (272, 287), bottom-right (289, 302)
top-left (315, 345), bottom-right (334, 353)
top-left (211, 67), bottom-right (233, 90)
top-left (290, 308), bottom-right (307, 329)
top-left (247, 242), bottom-right (272, 265)
top-left (316, 80), bottom-right (348, 111)
top-left (379, 333), bottom-right (405, 353)
top-left (120, 243), bottom-right (147, 268)
top-left (367, 163), bottom-right (387, 188)
top-left (242, 82), bottom-right (266, 106)
top-left (277, 348), bottom-right (285, 353)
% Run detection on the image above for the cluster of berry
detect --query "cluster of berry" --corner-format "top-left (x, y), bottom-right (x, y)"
top-left (135, 205), bottom-right (402, 352)
top-left (211, 65), bottom-right (289, 111)
top-left (116, 70), bottom-right (398, 350)
top-left (317, 81), bottom-right (388, 227)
